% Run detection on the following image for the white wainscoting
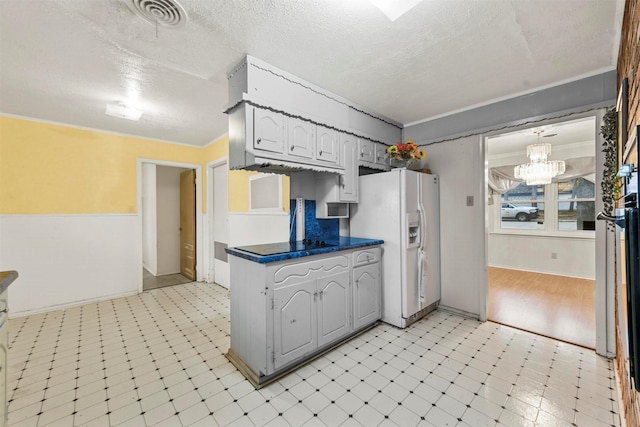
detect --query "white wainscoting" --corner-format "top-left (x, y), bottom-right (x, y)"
top-left (0, 214), bottom-right (139, 317)
top-left (228, 212), bottom-right (289, 247)
top-left (489, 233), bottom-right (595, 279)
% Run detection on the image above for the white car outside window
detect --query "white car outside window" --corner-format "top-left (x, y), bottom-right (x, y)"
top-left (501, 203), bottom-right (539, 222)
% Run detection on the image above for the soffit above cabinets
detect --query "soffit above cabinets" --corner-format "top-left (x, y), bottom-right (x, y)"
top-left (0, 0), bottom-right (623, 146)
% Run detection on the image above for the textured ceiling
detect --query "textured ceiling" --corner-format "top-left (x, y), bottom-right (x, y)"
top-left (0, 0), bottom-right (623, 146)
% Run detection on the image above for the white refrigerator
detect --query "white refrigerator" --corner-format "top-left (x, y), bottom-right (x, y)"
top-left (350, 169), bottom-right (440, 328)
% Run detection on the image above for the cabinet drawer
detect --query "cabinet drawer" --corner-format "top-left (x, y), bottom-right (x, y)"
top-left (352, 247), bottom-right (380, 267)
top-left (271, 254), bottom-right (350, 287)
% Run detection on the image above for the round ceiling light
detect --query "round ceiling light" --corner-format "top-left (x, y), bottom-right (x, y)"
top-left (126, 0), bottom-right (187, 28)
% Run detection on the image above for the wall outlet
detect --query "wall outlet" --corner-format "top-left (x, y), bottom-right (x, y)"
top-left (466, 196), bottom-right (474, 206)
top-left (551, 252), bottom-right (558, 259)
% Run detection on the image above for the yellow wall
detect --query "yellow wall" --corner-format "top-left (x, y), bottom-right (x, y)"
top-left (0, 116), bottom-right (288, 215)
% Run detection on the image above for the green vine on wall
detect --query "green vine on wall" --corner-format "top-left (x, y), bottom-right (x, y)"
top-left (600, 108), bottom-right (618, 231)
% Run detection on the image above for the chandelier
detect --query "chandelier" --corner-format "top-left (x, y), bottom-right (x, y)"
top-left (514, 131), bottom-right (565, 185)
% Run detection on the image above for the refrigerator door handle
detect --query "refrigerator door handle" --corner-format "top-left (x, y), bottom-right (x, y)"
top-left (417, 204), bottom-right (426, 249)
top-left (418, 248), bottom-right (427, 306)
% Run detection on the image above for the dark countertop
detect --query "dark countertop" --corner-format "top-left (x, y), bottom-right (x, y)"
top-left (0, 270), bottom-right (18, 294)
top-left (226, 236), bottom-right (383, 264)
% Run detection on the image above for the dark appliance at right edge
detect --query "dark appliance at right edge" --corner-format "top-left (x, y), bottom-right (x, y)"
top-left (599, 124), bottom-right (640, 392)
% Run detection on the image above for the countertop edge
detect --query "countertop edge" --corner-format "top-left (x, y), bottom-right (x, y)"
top-left (227, 239), bottom-right (383, 264)
top-left (0, 270), bottom-right (19, 294)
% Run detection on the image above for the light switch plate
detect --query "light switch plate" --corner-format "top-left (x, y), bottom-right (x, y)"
top-left (466, 196), bottom-right (474, 206)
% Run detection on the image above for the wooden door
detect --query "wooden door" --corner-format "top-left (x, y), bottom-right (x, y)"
top-left (317, 271), bottom-right (351, 347)
top-left (353, 264), bottom-right (380, 330)
top-left (180, 170), bottom-right (196, 280)
top-left (273, 280), bottom-right (317, 369)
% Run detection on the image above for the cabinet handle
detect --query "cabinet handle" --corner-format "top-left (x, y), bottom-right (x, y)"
top-left (291, 145), bottom-right (294, 150)
top-left (356, 279), bottom-right (359, 287)
top-left (256, 137), bottom-right (262, 144)
top-left (319, 150), bottom-right (323, 156)
top-left (360, 152), bottom-right (364, 157)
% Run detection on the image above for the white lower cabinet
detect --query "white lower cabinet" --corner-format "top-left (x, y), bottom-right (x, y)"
top-left (353, 263), bottom-right (380, 330)
top-left (228, 247), bottom-right (380, 387)
top-left (273, 270), bottom-right (350, 370)
top-left (274, 279), bottom-right (317, 370)
top-left (317, 271), bottom-right (351, 347)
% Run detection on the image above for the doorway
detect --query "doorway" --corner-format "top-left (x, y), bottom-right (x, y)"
top-left (485, 117), bottom-right (597, 348)
top-left (138, 159), bottom-right (203, 293)
top-left (206, 158), bottom-right (230, 288)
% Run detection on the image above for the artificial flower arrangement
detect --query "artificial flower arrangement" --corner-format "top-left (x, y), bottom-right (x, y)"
top-left (387, 139), bottom-right (426, 161)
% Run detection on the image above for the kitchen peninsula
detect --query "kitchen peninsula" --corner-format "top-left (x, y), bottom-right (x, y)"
top-left (226, 237), bottom-right (382, 387)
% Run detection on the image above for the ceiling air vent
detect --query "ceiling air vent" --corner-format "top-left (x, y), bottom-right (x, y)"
top-left (126, 0), bottom-right (187, 28)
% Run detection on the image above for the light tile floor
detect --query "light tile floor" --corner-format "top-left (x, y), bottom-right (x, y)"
top-left (7, 282), bottom-right (621, 427)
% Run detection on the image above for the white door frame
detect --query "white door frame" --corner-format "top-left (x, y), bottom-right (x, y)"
top-left (204, 157), bottom-right (228, 284)
top-left (481, 110), bottom-right (614, 357)
top-left (136, 158), bottom-right (204, 293)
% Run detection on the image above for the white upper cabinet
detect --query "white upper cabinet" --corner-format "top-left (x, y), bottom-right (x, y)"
top-left (287, 117), bottom-right (315, 159)
top-left (316, 126), bottom-right (339, 164)
top-left (254, 108), bottom-right (285, 153)
top-left (226, 56), bottom-right (403, 174)
top-left (357, 138), bottom-right (390, 171)
top-left (339, 133), bottom-right (358, 203)
top-left (375, 143), bottom-right (389, 166)
top-left (358, 138), bottom-right (375, 164)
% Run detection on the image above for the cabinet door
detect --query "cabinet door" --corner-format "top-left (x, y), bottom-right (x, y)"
top-left (353, 263), bottom-right (381, 330)
top-left (287, 117), bottom-right (315, 159)
top-left (339, 133), bottom-right (358, 203)
top-left (317, 271), bottom-right (351, 347)
top-left (254, 108), bottom-right (285, 153)
top-left (358, 138), bottom-right (375, 164)
top-left (316, 126), bottom-right (339, 164)
top-left (375, 143), bottom-right (390, 168)
top-left (273, 280), bottom-right (317, 370)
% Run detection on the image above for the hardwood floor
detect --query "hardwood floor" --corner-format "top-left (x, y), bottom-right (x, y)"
top-left (488, 267), bottom-right (596, 349)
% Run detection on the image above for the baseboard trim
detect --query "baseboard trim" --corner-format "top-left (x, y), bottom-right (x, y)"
top-left (9, 290), bottom-right (139, 319)
top-left (438, 305), bottom-right (479, 320)
top-left (489, 264), bottom-right (594, 280)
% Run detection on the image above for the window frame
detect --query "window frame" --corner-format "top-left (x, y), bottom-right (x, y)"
top-left (493, 181), bottom-right (595, 239)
